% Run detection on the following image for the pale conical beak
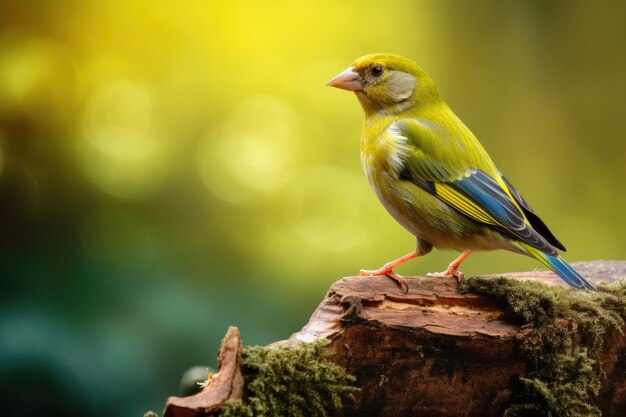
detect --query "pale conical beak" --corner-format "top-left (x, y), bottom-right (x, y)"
top-left (326, 66), bottom-right (364, 91)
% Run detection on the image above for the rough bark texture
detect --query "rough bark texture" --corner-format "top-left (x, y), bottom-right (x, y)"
top-left (165, 326), bottom-right (244, 417)
top-left (161, 260), bottom-right (626, 417)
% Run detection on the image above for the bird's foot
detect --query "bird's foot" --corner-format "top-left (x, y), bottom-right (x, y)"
top-left (427, 267), bottom-right (465, 283)
top-left (359, 267), bottom-right (409, 294)
top-left (427, 251), bottom-right (471, 283)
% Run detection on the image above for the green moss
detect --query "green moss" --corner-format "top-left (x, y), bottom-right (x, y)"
top-left (218, 340), bottom-right (359, 417)
top-left (459, 277), bottom-right (626, 417)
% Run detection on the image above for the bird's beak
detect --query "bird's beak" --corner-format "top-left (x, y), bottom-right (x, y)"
top-left (326, 67), bottom-right (364, 91)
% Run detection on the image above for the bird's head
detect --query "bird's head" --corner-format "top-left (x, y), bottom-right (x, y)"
top-left (327, 53), bottom-right (441, 115)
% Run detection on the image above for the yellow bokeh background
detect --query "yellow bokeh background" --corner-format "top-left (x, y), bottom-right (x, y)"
top-left (1, 1), bottom-right (625, 415)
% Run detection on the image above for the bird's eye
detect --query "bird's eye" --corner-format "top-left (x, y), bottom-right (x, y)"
top-left (371, 65), bottom-right (384, 77)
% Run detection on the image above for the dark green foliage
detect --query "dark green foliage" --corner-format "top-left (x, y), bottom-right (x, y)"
top-left (460, 277), bottom-right (626, 417)
top-left (218, 341), bottom-right (359, 417)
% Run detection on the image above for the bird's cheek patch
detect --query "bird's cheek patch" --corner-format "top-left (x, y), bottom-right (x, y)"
top-left (387, 71), bottom-right (416, 102)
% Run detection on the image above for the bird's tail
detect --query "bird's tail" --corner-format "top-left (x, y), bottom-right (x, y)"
top-left (519, 243), bottom-right (597, 292)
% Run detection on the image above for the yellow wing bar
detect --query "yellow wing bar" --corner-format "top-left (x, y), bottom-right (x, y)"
top-left (434, 183), bottom-right (501, 226)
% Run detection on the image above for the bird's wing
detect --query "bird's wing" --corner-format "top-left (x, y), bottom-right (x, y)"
top-left (500, 174), bottom-right (566, 251)
top-left (390, 119), bottom-right (558, 256)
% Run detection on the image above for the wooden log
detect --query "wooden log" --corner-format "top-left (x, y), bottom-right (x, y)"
top-left (287, 260), bottom-right (626, 417)
top-left (162, 261), bottom-right (626, 417)
top-left (164, 327), bottom-right (243, 417)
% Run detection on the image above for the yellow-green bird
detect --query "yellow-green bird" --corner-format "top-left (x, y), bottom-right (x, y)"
top-left (327, 53), bottom-right (596, 293)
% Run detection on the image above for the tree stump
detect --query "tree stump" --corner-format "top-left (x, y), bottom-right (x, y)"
top-left (163, 260), bottom-right (626, 417)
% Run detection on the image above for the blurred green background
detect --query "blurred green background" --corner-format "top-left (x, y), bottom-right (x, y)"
top-left (1, 1), bottom-right (625, 416)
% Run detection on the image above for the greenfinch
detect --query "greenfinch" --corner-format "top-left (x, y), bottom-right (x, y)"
top-left (327, 53), bottom-right (596, 293)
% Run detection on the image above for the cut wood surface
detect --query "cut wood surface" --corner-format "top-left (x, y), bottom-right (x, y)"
top-left (163, 261), bottom-right (626, 417)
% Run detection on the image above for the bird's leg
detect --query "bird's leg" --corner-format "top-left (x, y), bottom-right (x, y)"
top-left (358, 251), bottom-right (418, 293)
top-left (427, 250), bottom-right (472, 282)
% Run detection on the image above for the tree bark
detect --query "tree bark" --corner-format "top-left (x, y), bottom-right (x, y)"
top-left (164, 260), bottom-right (626, 417)
top-left (165, 327), bottom-right (243, 417)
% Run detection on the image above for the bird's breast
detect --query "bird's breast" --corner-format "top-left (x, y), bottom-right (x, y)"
top-left (360, 119), bottom-right (407, 177)
top-left (359, 131), bottom-right (424, 238)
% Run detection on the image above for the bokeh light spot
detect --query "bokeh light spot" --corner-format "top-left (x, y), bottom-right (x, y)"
top-left (0, 35), bottom-right (76, 119)
top-left (81, 79), bottom-right (153, 132)
top-left (197, 96), bottom-right (299, 204)
top-left (76, 80), bottom-right (169, 200)
top-left (288, 166), bottom-right (365, 252)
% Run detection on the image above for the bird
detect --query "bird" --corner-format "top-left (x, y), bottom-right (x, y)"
top-left (326, 53), bottom-right (596, 293)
